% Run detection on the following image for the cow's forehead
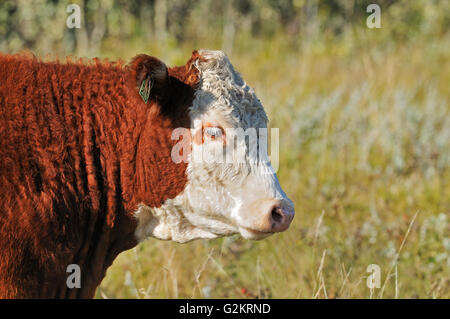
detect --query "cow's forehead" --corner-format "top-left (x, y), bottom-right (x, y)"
top-left (190, 50), bottom-right (268, 128)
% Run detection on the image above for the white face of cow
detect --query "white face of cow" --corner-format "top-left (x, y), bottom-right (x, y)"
top-left (135, 50), bottom-right (294, 243)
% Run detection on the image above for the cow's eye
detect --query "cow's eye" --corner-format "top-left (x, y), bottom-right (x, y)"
top-left (204, 126), bottom-right (224, 140)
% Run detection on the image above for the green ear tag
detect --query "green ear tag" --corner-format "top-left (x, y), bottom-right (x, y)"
top-left (139, 77), bottom-right (151, 104)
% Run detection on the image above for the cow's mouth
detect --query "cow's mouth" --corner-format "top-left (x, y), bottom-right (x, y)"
top-left (239, 227), bottom-right (274, 240)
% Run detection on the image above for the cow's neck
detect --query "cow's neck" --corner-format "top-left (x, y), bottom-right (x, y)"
top-left (67, 74), bottom-right (193, 298)
top-left (59, 79), bottom-right (141, 298)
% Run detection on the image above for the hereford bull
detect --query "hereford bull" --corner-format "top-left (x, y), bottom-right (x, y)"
top-left (0, 50), bottom-right (294, 298)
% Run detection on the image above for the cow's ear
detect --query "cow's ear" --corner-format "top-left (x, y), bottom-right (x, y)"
top-left (129, 54), bottom-right (168, 103)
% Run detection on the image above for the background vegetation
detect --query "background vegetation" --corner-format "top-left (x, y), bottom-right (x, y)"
top-left (1, 0), bottom-right (448, 298)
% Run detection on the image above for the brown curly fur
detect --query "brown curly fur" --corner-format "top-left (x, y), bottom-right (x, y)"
top-left (0, 51), bottom-right (200, 298)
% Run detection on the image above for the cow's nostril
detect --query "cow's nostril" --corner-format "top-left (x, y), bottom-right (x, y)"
top-left (252, 200), bottom-right (294, 234)
top-left (271, 207), bottom-right (284, 224)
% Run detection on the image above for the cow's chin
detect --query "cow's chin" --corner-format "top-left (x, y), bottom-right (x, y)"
top-left (238, 227), bottom-right (274, 240)
top-left (134, 203), bottom-right (275, 243)
top-left (170, 225), bottom-right (274, 242)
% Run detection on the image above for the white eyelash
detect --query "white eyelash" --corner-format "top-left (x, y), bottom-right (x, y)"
top-left (204, 127), bottom-right (223, 138)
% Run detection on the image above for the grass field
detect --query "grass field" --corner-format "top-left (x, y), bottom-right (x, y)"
top-left (96, 27), bottom-right (450, 299)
